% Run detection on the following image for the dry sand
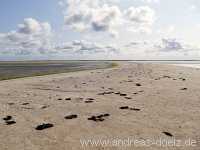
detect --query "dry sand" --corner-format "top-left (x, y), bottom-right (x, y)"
top-left (0, 63), bottom-right (200, 150)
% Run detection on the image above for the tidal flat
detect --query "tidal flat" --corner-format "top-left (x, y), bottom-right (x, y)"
top-left (0, 61), bottom-right (114, 80)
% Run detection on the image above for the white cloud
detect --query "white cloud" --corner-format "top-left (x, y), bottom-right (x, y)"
top-left (124, 6), bottom-right (155, 34)
top-left (152, 38), bottom-right (199, 54)
top-left (125, 6), bottom-right (155, 25)
top-left (189, 5), bottom-right (197, 11)
top-left (156, 38), bottom-right (183, 51)
top-left (0, 18), bottom-right (53, 55)
top-left (91, 5), bottom-right (121, 31)
top-left (61, 0), bottom-right (122, 37)
top-left (56, 40), bottom-right (120, 55)
top-left (60, 0), bottom-right (156, 37)
top-left (18, 18), bottom-right (43, 34)
top-left (141, 0), bottom-right (160, 3)
top-left (125, 38), bottom-right (199, 54)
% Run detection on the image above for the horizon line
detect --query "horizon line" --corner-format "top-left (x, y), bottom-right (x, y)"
top-left (1, 60), bottom-right (200, 62)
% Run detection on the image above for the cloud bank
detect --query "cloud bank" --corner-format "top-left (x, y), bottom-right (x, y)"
top-left (1, 0), bottom-right (199, 60)
top-left (0, 18), bottom-right (53, 55)
top-left (125, 38), bottom-right (200, 59)
top-left (156, 38), bottom-right (183, 52)
top-left (56, 40), bottom-right (119, 55)
top-left (60, 0), bottom-right (156, 37)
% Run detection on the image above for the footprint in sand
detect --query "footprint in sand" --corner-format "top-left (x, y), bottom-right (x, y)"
top-left (7, 102), bottom-right (15, 106)
top-left (21, 106), bottom-right (33, 110)
top-left (115, 92), bottom-right (121, 95)
top-left (85, 100), bottom-right (94, 103)
top-left (65, 98), bottom-right (72, 101)
top-left (98, 92), bottom-right (113, 95)
top-left (22, 103), bottom-right (29, 105)
top-left (88, 113), bottom-right (110, 122)
top-left (41, 105), bottom-right (50, 109)
top-left (3, 116), bottom-right (12, 121)
top-left (88, 116), bottom-right (104, 122)
top-left (3, 116), bottom-right (16, 125)
top-left (136, 83), bottom-right (142, 86)
top-left (120, 93), bottom-right (127, 97)
top-left (130, 108), bottom-right (141, 111)
top-left (35, 123), bottom-right (54, 130)
top-left (119, 106), bottom-right (129, 110)
top-left (120, 106), bottom-right (141, 111)
top-left (65, 114), bottom-right (78, 119)
top-left (163, 75), bottom-right (171, 79)
top-left (97, 114), bottom-right (110, 117)
top-left (125, 97), bottom-right (132, 99)
top-left (85, 98), bottom-right (95, 103)
top-left (162, 132), bottom-right (173, 137)
top-left (6, 121), bottom-right (16, 125)
top-left (179, 78), bottom-right (186, 81)
top-left (87, 98), bottom-right (95, 101)
top-left (105, 92), bottom-right (114, 94)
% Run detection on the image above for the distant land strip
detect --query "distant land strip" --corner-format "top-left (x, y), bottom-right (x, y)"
top-left (1, 60), bottom-right (200, 63)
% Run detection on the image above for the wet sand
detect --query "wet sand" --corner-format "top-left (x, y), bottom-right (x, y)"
top-left (0, 63), bottom-right (200, 150)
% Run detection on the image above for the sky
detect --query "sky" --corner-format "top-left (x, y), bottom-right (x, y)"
top-left (0, 0), bottom-right (200, 60)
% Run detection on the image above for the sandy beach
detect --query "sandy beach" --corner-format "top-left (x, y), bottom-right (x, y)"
top-left (0, 62), bottom-right (200, 150)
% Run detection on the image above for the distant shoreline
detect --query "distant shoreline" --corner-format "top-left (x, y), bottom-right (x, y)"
top-left (0, 61), bottom-right (117, 81)
top-left (1, 60), bottom-right (200, 63)
top-left (1, 60), bottom-right (200, 81)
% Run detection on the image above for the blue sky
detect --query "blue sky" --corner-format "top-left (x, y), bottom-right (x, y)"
top-left (0, 0), bottom-right (62, 32)
top-left (0, 0), bottom-right (200, 60)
